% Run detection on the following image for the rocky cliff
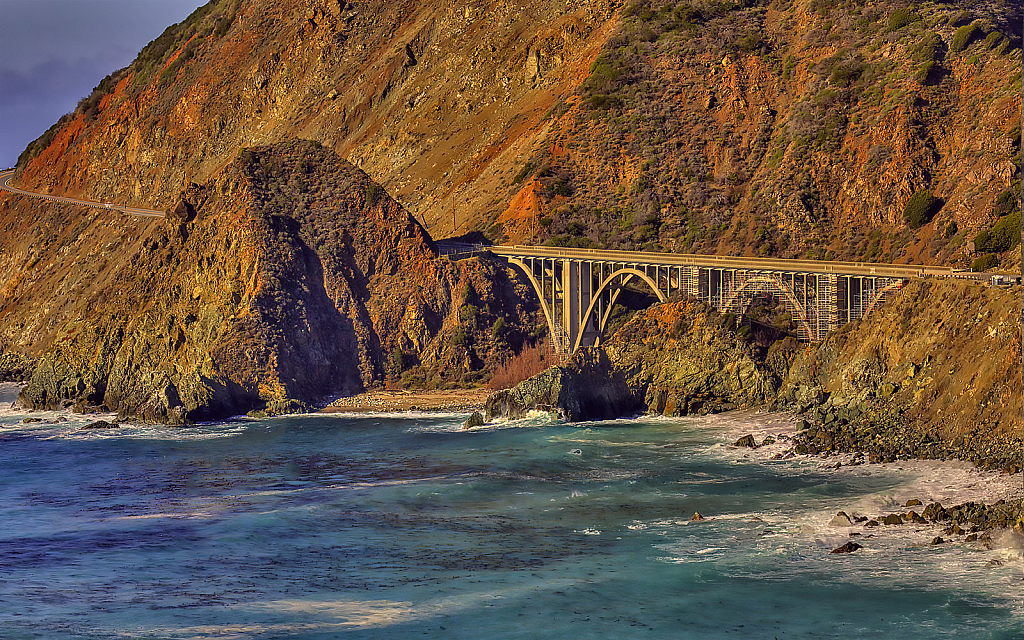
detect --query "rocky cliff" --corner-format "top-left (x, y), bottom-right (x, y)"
top-left (13, 141), bottom-right (540, 421)
top-left (491, 278), bottom-right (1021, 471)
top-left (10, 0), bottom-right (1021, 270)
top-left (1, 0), bottom-right (1019, 420)
top-left (778, 278), bottom-right (1021, 470)
top-left (487, 298), bottom-right (789, 421)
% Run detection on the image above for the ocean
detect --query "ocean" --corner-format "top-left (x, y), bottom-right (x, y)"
top-left (0, 383), bottom-right (1021, 639)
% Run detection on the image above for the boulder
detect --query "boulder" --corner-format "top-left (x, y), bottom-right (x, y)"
top-left (462, 411), bottom-right (485, 430)
top-left (690, 512), bottom-right (705, 521)
top-left (831, 541), bottom-right (863, 554)
top-left (828, 511), bottom-right (853, 527)
top-left (905, 510), bottom-right (927, 524)
top-left (882, 514), bottom-right (904, 525)
top-left (734, 434), bottom-right (757, 448)
top-left (922, 502), bottom-right (946, 521)
top-left (485, 349), bottom-right (637, 422)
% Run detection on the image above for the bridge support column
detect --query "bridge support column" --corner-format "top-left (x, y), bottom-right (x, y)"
top-left (560, 260), bottom-right (595, 351)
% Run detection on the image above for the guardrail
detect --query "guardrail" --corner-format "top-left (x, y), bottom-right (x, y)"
top-left (435, 241), bottom-right (1020, 285)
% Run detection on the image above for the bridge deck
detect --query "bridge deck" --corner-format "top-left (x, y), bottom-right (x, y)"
top-left (487, 245), bottom-right (957, 280)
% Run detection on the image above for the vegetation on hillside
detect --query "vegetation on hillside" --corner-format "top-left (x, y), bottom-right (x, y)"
top-left (504, 0), bottom-right (1021, 268)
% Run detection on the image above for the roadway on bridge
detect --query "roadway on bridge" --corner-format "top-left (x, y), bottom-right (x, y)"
top-left (484, 244), bottom-right (989, 282)
top-left (0, 169), bottom-right (165, 218)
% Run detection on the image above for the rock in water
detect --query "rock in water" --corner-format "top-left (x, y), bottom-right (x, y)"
top-left (462, 411), bottom-right (485, 430)
top-left (81, 420), bottom-right (118, 430)
top-left (828, 511), bottom-right (853, 527)
top-left (882, 514), bottom-right (904, 525)
top-left (485, 349), bottom-right (636, 422)
top-left (690, 512), bottom-right (705, 521)
top-left (734, 434), bottom-right (757, 448)
top-left (831, 542), bottom-right (863, 554)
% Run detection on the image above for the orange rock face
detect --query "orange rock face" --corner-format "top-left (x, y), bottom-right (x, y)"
top-left (9, 142), bottom-right (540, 421)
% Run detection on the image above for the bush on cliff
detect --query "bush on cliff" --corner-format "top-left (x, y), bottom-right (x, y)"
top-left (902, 190), bottom-right (941, 229)
top-left (973, 209), bottom-right (1021, 253)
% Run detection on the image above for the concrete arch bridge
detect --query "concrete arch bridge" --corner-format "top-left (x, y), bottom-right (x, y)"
top-left (463, 245), bottom-right (961, 354)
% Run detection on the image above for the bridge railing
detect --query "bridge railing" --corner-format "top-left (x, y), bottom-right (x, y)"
top-left (487, 245), bottom-right (967, 280)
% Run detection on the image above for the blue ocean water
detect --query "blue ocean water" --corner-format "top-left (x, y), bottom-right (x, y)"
top-left (0, 388), bottom-right (1021, 639)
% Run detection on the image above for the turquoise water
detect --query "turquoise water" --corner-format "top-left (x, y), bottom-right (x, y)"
top-left (0, 397), bottom-right (1021, 639)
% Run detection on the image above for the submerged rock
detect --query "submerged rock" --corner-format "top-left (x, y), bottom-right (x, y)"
top-left (81, 420), bottom-right (118, 430)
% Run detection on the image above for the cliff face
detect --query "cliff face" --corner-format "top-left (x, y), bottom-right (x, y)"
top-left (13, 0), bottom-right (620, 236)
top-left (505, 0), bottom-right (1021, 270)
top-left (487, 298), bottom-right (787, 421)
top-left (492, 278), bottom-right (1021, 471)
top-left (14, 141), bottom-right (539, 421)
top-left (1, 0), bottom-right (1019, 421)
top-left (778, 278), bottom-right (1022, 469)
top-left (12, 0), bottom-right (1020, 270)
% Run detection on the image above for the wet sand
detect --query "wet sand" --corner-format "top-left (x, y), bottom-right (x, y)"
top-left (320, 388), bottom-right (492, 413)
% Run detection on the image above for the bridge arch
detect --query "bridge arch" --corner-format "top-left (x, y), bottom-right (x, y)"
top-left (505, 257), bottom-right (565, 352)
top-left (721, 274), bottom-right (816, 342)
top-left (574, 267), bottom-right (667, 352)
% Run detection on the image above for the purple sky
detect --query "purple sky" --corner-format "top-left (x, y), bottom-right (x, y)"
top-left (0, 0), bottom-right (208, 168)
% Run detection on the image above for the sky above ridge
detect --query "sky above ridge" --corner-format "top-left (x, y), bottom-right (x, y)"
top-left (0, 0), bottom-right (208, 168)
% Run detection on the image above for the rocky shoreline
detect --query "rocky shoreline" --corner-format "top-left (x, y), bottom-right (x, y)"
top-left (485, 280), bottom-right (1022, 473)
top-left (727, 426), bottom-right (1024, 538)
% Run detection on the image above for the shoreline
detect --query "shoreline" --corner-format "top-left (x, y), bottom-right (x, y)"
top-left (320, 387), bottom-right (491, 413)
top-left (3, 383), bottom-right (1021, 535)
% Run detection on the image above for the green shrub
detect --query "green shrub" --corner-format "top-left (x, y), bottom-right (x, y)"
top-left (887, 8), bottom-right (920, 32)
top-left (974, 210), bottom-right (1021, 253)
top-left (903, 190), bottom-right (941, 228)
top-left (491, 317), bottom-right (507, 339)
top-left (943, 221), bottom-right (958, 238)
top-left (910, 32), bottom-right (943, 64)
top-left (951, 23), bottom-right (982, 54)
top-left (983, 31), bottom-right (1005, 49)
top-left (459, 304), bottom-right (479, 324)
top-left (512, 161), bottom-right (536, 185)
top-left (363, 182), bottom-right (385, 206)
top-left (970, 254), bottom-right (999, 272)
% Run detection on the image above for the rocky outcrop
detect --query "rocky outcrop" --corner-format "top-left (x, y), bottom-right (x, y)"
top-left (15, 141), bottom-right (539, 422)
top-left (778, 279), bottom-right (1022, 471)
top-left (489, 299), bottom-right (786, 421)
top-left (485, 348), bottom-right (636, 422)
top-left (487, 278), bottom-right (1021, 472)
top-left (0, 346), bottom-right (34, 382)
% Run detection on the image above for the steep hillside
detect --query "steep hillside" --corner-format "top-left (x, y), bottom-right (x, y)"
top-left (508, 0), bottom-right (1021, 271)
top-left (489, 278), bottom-right (1021, 471)
top-left (13, 0), bottom-right (620, 235)
top-left (10, 141), bottom-right (540, 421)
top-left (11, 0), bottom-right (1020, 270)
